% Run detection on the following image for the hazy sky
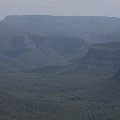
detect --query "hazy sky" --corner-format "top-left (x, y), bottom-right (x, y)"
top-left (0, 0), bottom-right (120, 19)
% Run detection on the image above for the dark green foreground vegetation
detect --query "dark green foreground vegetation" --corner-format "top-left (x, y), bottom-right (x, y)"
top-left (0, 71), bottom-right (120, 120)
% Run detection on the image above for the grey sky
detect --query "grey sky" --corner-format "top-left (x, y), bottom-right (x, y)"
top-left (0, 0), bottom-right (120, 19)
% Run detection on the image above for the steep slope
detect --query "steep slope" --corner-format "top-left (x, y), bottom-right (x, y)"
top-left (0, 35), bottom-right (88, 71)
top-left (26, 41), bottom-right (120, 76)
top-left (53, 41), bottom-right (120, 84)
top-left (82, 41), bottom-right (120, 69)
top-left (74, 41), bottom-right (120, 77)
top-left (2, 15), bottom-right (120, 43)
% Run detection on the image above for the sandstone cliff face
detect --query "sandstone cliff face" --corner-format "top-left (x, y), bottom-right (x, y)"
top-left (0, 35), bottom-right (89, 71)
top-left (66, 41), bottom-right (120, 80)
top-left (85, 42), bottom-right (120, 66)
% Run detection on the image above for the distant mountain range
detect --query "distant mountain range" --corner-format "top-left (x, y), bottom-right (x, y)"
top-left (1, 15), bottom-right (120, 43)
